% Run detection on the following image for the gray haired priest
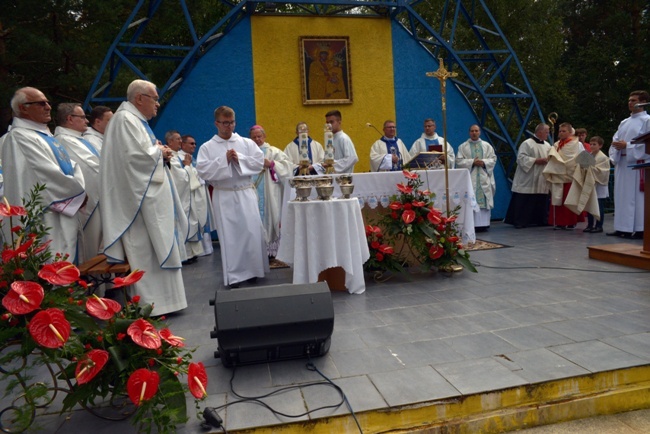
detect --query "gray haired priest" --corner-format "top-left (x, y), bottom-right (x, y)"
top-left (100, 79), bottom-right (188, 315)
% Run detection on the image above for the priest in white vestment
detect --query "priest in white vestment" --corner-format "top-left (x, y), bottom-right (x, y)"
top-left (100, 80), bottom-right (187, 315)
top-left (323, 109), bottom-right (358, 173)
top-left (55, 103), bottom-right (103, 263)
top-left (82, 106), bottom-right (113, 154)
top-left (608, 90), bottom-right (650, 238)
top-left (2, 87), bottom-right (86, 262)
top-left (369, 120), bottom-right (413, 172)
top-left (165, 130), bottom-right (203, 262)
top-left (249, 125), bottom-right (293, 257)
top-left (409, 118), bottom-right (455, 169)
top-left (456, 124), bottom-right (497, 230)
top-left (283, 122), bottom-right (325, 175)
top-left (196, 106), bottom-right (269, 288)
top-left (179, 134), bottom-right (213, 257)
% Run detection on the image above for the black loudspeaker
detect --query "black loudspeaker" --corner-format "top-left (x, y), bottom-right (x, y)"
top-left (209, 282), bottom-right (334, 367)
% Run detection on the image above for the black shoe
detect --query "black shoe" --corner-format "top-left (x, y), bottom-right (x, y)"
top-left (566, 225), bottom-right (576, 230)
top-left (632, 232), bottom-right (644, 239)
top-left (228, 282), bottom-right (240, 289)
top-left (554, 225), bottom-right (565, 230)
top-left (620, 232), bottom-right (633, 239)
top-left (606, 231), bottom-right (621, 236)
top-left (591, 227), bottom-right (603, 233)
top-left (246, 277), bottom-right (258, 284)
top-left (583, 227), bottom-right (593, 233)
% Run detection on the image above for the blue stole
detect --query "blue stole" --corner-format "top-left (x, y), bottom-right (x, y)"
top-left (140, 120), bottom-right (157, 145)
top-left (293, 137), bottom-right (314, 162)
top-left (34, 131), bottom-right (74, 176)
top-left (425, 137), bottom-right (442, 152)
top-left (381, 137), bottom-right (402, 171)
top-left (76, 137), bottom-right (100, 158)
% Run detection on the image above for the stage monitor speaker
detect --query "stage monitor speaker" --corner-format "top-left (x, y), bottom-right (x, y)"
top-left (209, 282), bottom-right (334, 367)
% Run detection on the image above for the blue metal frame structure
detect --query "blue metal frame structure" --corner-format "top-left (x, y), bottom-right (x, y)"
top-left (84, 0), bottom-right (543, 179)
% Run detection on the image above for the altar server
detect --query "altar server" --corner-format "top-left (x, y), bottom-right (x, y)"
top-left (196, 106), bottom-right (268, 288)
top-left (2, 87), bottom-right (86, 262)
top-left (101, 79), bottom-right (187, 315)
top-left (325, 109), bottom-right (358, 173)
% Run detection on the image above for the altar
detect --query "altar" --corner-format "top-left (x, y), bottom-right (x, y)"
top-left (281, 169), bottom-right (478, 244)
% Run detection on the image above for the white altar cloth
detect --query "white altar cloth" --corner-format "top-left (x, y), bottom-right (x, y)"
top-left (276, 198), bottom-right (370, 294)
top-left (282, 169), bottom-right (478, 243)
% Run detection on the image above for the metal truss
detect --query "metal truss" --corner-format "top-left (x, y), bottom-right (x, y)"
top-left (85, 0), bottom-right (543, 179)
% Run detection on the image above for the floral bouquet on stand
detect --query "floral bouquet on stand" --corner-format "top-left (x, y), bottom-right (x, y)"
top-left (379, 171), bottom-right (476, 273)
top-left (0, 185), bottom-right (207, 434)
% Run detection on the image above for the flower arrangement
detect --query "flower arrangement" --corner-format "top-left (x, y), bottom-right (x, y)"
top-left (376, 170), bottom-right (476, 272)
top-left (363, 224), bottom-right (404, 275)
top-left (0, 185), bottom-right (206, 434)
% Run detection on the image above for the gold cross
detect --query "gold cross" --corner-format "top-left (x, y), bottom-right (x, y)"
top-left (426, 57), bottom-right (458, 83)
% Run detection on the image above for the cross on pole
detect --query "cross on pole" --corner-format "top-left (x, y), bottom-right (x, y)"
top-left (426, 57), bottom-right (458, 215)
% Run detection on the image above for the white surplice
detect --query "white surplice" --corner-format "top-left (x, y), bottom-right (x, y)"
top-left (511, 138), bottom-right (551, 194)
top-left (196, 132), bottom-right (269, 286)
top-left (55, 126), bottom-right (102, 263)
top-left (332, 130), bottom-right (358, 173)
top-left (101, 101), bottom-right (187, 315)
top-left (609, 111), bottom-right (650, 232)
top-left (178, 149), bottom-right (212, 256)
top-left (2, 118), bottom-right (86, 262)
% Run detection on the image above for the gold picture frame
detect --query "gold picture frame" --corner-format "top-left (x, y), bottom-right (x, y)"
top-left (300, 36), bottom-right (352, 105)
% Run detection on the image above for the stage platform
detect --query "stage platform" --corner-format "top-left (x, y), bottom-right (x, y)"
top-left (26, 219), bottom-right (650, 433)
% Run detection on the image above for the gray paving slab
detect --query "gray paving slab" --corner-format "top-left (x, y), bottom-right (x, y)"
top-left (497, 348), bottom-right (590, 383)
top-left (495, 325), bottom-right (575, 350)
top-left (369, 365), bottom-right (460, 406)
top-left (434, 357), bottom-right (528, 395)
top-left (549, 340), bottom-right (649, 372)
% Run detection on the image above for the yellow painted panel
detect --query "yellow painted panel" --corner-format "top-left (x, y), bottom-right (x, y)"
top-left (251, 16), bottom-right (395, 173)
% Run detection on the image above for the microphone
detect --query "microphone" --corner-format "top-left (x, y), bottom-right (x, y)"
top-left (366, 123), bottom-right (383, 137)
top-left (634, 102), bottom-right (650, 108)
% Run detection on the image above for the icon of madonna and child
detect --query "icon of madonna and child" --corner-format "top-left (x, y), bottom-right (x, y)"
top-left (301, 37), bottom-right (351, 104)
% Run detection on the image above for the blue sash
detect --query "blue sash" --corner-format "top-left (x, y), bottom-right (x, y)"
top-left (77, 137), bottom-right (100, 158)
top-left (381, 137), bottom-right (402, 171)
top-left (293, 137), bottom-right (314, 162)
top-left (140, 120), bottom-right (157, 145)
top-left (35, 131), bottom-right (74, 176)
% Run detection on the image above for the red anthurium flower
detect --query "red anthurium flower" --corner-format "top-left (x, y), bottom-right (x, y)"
top-left (32, 240), bottom-right (53, 255)
top-left (370, 241), bottom-right (380, 250)
top-left (447, 236), bottom-right (459, 243)
top-left (365, 225), bottom-right (373, 236)
top-left (113, 269), bottom-right (145, 288)
top-left (127, 369), bottom-right (160, 405)
top-left (75, 349), bottom-right (109, 385)
top-left (429, 244), bottom-right (444, 260)
top-left (402, 170), bottom-right (418, 180)
top-left (390, 211), bottom-right (398, 220)
top-left (396, 183), bottom-right (413, 194)
top-left (0, 198), bottom-right (27, 217)
top-left (375, 252), bottom-right (384, 261)
top-left (127, 318), bottom-right (161, 349)
top-left (2, 281), bottom-right (44, 315)
top-left (28, 308), bottom-right (71, 348)
top-left (86, 295), bottom-right (122, 320)
top-left (412, 201), bottom-right (426, 207)
top-left (388, 201), bottom-right (403, 210)
top-left (159, 328), bottom-right (185, 347)
top-left (427, 210), bottom-right (442, 225)
top-left (421, 189), bottom-right (432, 196)
top-left (402, 210), bottom-right (416, 224)
top-left (38, 262), bottom-right (80, 286)
top-left (378, 244), bottom-right (394, 254)
top-left (403, 202), bottom-right (412, 210)
top-left (188, 362), bottom-right (208, 399)
top-left (371, 225), bottom-right (382, 234)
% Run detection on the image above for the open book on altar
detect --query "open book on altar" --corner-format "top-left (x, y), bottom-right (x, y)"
top-left (408, 151), bottom-right (446, 170)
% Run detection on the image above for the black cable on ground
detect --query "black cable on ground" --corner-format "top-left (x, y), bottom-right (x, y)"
top-left (202, 357), bottom-right (363, 433)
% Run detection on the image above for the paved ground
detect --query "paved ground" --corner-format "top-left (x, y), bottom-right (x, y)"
top-left (8, 217), bottom-right (650, 433)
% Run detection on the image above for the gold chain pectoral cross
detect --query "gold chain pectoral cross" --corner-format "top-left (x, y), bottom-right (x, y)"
top-left (426, 57), bottom-right (458, 215)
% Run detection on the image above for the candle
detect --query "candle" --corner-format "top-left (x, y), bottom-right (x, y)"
top-left (324, 123), bottom-right (334, 160)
